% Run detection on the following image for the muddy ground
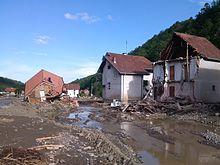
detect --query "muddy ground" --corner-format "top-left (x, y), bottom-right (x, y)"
top-left (0, 97), bottom-right (220, 165)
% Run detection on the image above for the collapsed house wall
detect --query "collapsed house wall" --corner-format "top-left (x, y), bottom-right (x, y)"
top-left (25, 69), bottom-right (64, 103)
top-left (162, 82), bottom-right (194, 100)
top-left (102, 61), bottom-right (121, 100)
top-left (194, 59), bottom-right (220, 103)
top-left (154, 58), bottom-right (220, 103)
top-left (166, 58), bottom-right (197, 99)
top-left (28, 82), bottom-right (53, 103)
top-left (153, 63), bottom-right (164, 82)
top-left (153, 58), bottom-right (199, 101)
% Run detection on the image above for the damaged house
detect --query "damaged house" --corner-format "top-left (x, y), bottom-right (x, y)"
top-left (153, 32), bottom-right (220, 103)
top-left (99, 52), bottom-right (152, 102)
top-left (24, 69), bottom-right (64, 103)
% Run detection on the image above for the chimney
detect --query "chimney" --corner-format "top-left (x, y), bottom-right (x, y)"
top-left (113, 57), bottom-right (116, 64)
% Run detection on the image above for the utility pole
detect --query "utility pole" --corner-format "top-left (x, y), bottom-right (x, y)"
top-left (186, 43), bottom-right (189, 81)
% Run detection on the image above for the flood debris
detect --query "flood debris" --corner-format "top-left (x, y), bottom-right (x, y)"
top-left (1, 96), bottom-right (220, 164)
top-left (198, 130), bottom-right (220, 149)
top-left (111, 99), bottom-right (122, 107)
top-left (120, 97), bottom-right (220, 118)
top-left (0, 146), bottom-right (47, 165)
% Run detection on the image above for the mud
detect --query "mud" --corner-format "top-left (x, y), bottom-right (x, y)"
top-left (59, 103), bottom-right (220, 165)
top-left (0, 97), bottom-right (220, 165)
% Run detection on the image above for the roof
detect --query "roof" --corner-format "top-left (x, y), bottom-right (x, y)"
top-left (161, 32), bottom-right (220, 60)
top-left (99, 52), bottom-right (152, 75)
top-left (24, 69), bottom-right (64, 97)
top-left (64, 83), bottom-right (80, 90)
top-left (5, 87), bottom-right (16, 93)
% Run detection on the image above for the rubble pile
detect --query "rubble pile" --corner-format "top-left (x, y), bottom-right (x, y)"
top-left (34, 100), bottom-right (77, 120)
top-left (122, 97), bottom-right (220, 116)
top-left (0, 147), bottom-right (47, 165)
top-left (75, 127), bottom-right (140, 164)
top-left (198, 130), bottom-right (220, 149)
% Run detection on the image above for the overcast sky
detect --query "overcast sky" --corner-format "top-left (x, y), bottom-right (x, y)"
top-left (0, 0), bottom-right (212, 83)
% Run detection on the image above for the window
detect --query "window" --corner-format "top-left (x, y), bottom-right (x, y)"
top-left (212, 85), bottom-right (216, 91)
top-left (169, 86), bottom-right (175, 97)
top-left (108, 82), bottom-right (111, 90)
top-left (107, 65), bottom-right (111, 69)
top-left (170, 66), bottom-right (175, 80)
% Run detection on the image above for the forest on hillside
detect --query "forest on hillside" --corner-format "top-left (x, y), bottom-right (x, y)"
top-left (74, 1), bottom-right (220, 97)
top-left (0, 77), bottom-right (24, 92)
top-left (130, 0), bottom-right (220, 61)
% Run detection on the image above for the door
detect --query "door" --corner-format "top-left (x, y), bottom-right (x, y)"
top-left (39, 90), bottom-right (46, 101)
top-left (170, 66), bottom-right (175, 81)
top-left (169, 86), bottom-right (175, 97)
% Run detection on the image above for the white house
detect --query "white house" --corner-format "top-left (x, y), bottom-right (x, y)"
top-left (153, 32), bottom-right (220, 103)
top-left (99, 52), bottom-right (152, 102)
top-left (64, 83), bottom-right (80, 98)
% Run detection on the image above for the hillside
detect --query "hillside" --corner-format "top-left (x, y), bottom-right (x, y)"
top-left (73, 1), bottom-right (220, 97)
top-left (72, 73), bottom-right (102, 97)
top-left (129, 1), bottom-right (220, 61)
top-left (0, 77), bottom-right (24, 92)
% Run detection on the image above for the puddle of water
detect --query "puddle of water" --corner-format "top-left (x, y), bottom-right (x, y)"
top-left (67, 106), bottom-right (102, 129)
top-left (0, 98), bottom-right (12, 108)
top-left (119, 120), bottom-right (220, 165)
top-left (138, 151), bottom-right (160, 165)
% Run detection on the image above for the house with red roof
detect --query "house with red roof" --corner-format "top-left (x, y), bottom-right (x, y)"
top-left (153, 32), bottom-right (220, 102)
top-left (24, 69), bottom-right (64, 103)
top-left (5, 87), bottom-right (16, 96)
top-left (99, 52), bottom-right (153, 101)
top-left (63, 83), bottom-right (80, 98)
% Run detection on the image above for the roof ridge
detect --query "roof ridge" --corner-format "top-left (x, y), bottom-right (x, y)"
top-left (175, 32), bottom-right (207, 40)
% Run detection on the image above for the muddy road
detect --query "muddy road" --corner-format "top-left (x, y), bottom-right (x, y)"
top-left (0, 97), bottom-right (220, 165)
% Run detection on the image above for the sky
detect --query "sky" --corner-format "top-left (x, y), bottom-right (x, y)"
top-left (0, 0), bottom-right (213, 83)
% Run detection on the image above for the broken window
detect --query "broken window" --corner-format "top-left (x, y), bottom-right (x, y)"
top-left (48, 77), bottom-right (52, 83)
top-left (170, 66), bottom-right (175, 80)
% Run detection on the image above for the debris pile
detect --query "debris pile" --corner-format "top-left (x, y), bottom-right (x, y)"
top-left (121, 97), bottom-right (220, 116)
top-left (198, 130), bottom-right (220, 149)
top-left (0, 147), bottom-right (47, 165)
top-left (34, 100), bottom-right (77, 120)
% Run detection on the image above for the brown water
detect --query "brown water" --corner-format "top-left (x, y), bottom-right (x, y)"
top-left (68, 106), bottom-right (220, 165)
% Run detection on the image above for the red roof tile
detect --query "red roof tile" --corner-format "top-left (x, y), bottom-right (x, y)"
top-left (24, 69), bottom-right (64, 97)
top-left (64, 83), bottom-right (80, 90)
top-left (100, 52), bottom-right (152, 75)
top-left (161, 32), bottom-right (220, 60)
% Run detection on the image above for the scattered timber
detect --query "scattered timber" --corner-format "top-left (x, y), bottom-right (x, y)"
top-left (120, 97), bottom-right (220, 116)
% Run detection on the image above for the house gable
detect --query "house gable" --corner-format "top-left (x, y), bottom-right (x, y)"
top-left (160, 32), bottom-right (220, 61)
top-left (25, 69), bottom-right (64, 98)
